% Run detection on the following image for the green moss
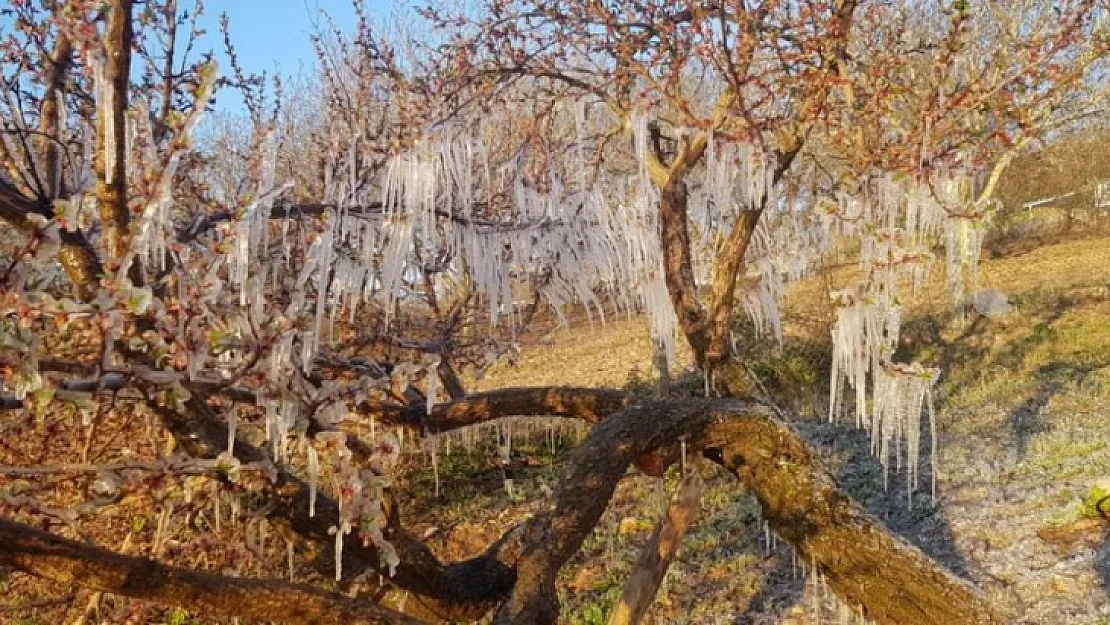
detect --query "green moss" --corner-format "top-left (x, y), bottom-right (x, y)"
top-left (568, 586), bottom-right (622, 625)
top-left (1079, 484), bottom-right (1110, 520)
top-left (167, 608), bottom-right (191, 625)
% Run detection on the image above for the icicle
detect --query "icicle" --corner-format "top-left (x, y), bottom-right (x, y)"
top-left (286, 538), bottom-right (295, 581)
top-left (870, 362), bottom-right (939, 498)
top-left (307, 445), bottom-right (319, 518)
top-left (226, 407), bottom-right (238, 457)
top-left (426, 357), bottom-right (440, 416)
top-left (432, 440), bottom-right (440, 499)
top-left (332, 523), bottom-right (349, 581)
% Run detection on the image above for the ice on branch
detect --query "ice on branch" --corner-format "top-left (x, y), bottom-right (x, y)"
top-left (829, 286), bottom-right (901, 426)
top-left (872, 362), bottom-right (939, 500)
top-left (945, 215), bottom-right (987, 316)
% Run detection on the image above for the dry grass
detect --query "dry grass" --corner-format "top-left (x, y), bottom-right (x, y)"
top-left (470, 316), bottom-right (695, 391)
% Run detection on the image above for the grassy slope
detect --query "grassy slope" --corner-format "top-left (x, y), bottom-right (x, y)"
top-left (415, 235), bottom-right (1110, 624)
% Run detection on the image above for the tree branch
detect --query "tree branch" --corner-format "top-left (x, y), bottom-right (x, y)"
top-left (354, 386), bottom-right (628, 433)
top-left (94, 0), bottom-right (134, 269)
top-left (36, 26), bottom-right (73, 200)
top-left (154, 392), bottom-right (517, 623)
top-left (607, 468), bottom-right (703, 625)
top-left (0, 178), bottom-right (103, 299)
top-left (178, 200), bottom-right (565, 243)
top-left (0, 517), bottom-right (424, 625)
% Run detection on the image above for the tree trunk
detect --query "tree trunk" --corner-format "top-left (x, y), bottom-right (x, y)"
top-left (95, 0), bottom-right (134, 269)
top-left (696, 407), bottom-right (999, 625)
top-left (657, 180), bottom-right (711, 366)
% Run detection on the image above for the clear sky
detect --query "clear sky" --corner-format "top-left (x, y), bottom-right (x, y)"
top-left (194, 0), bottom-right (403, 109)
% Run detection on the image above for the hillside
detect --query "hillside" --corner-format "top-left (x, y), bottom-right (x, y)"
top-left (407, 236), bottom-right (1110, 624)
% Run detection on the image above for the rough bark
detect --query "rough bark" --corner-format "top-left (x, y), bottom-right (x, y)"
top-left (657, 179), bottom-right (711, 366)
top-left (37, 30), bottom-right (73, 200)
top-left (95, 0), bottom-right (134, 268)
top-left (694, 408), bottom-right (999, 625)
top-left (0, 179), bottom-right (103, 299)
top-left (0, 518), bottom-right (423, 625)
top-left (607, 469), bottom-right (704, 625)
top-left (471, 394), bottom-right (997, 625)
top-left (357, 386), bottom-right (628, 433)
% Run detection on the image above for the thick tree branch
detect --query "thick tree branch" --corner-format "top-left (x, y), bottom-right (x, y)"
top-left (657, 180), bottom-right (711, 364)
top-left (491, 398), bottom-right (724, 625)
top-left (0, 517), bottom-right (424, 625)
top-left (94, 0), bottom-right (134, 269)
top-left (475, 394), bottom-right (996, 625)
top-left (694, 408), bottom-right (997, 625)
top-left (702, 146), bottom-right (800, 374)
top-left (154, 392), bottom-right (517, 623)
top-left (0, 178), bottom-right (103, 299)
top-left (354, 386), bottom-right (628, 433)
top-left (178, 200), bottom-right (564, 243)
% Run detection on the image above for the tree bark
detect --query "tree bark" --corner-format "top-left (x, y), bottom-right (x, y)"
top-left (357, 386), bottom-right (629, 433)
top-left (95, 0), bottom-right (134, 269)
top-left (37, 29), bottom-right (73, 200)
top-left (695, 407), bottom-right (998, 625)
top-left (0, 179), bottom-right (103, 299)
top-left (657, 179), bottom-right (711, 366)
top-left (436, 360), bottom-right (468, 400)
top-left (430, 392), bottom-right (998, 625)
top-left (607, 469), bottom-right (704, 625)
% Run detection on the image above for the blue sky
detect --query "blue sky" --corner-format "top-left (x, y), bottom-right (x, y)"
top-left (194, 1), bottom-right (403, 109)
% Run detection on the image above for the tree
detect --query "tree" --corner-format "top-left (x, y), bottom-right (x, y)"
top-left (0, 1), bottom-right (1107, 625)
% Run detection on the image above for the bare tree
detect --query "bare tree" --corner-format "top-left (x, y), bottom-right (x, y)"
top-left (0, 2), bottom-right (1107, 625)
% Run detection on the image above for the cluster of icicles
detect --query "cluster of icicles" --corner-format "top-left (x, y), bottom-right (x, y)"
top-left (289, 113), bottom-right (988, 511)
top-left (111, 75), bottom-right (995, 586)
top-left (826, 172), bottom-right (989, 502)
